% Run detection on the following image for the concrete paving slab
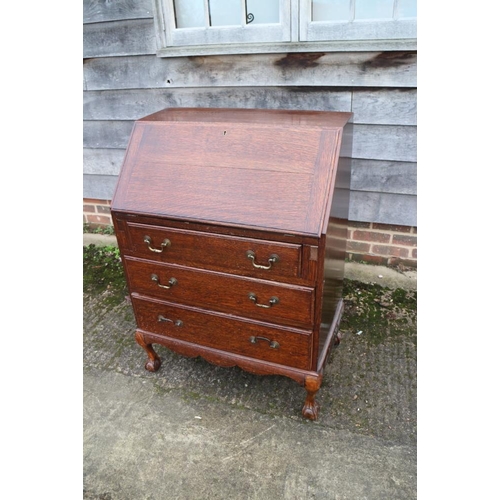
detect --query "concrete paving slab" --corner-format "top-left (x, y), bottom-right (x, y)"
top-left (83, 233), bottom-right (118, 247)
top-left (345, 263), bottom-right (416, 291)
top-left (84, 369), bottom-right (416, 500)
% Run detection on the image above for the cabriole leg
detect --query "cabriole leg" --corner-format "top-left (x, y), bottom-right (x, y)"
top-left (302, 374), bottom-right (323, 420)
top-left (135, 331), bottom-right (161, 372)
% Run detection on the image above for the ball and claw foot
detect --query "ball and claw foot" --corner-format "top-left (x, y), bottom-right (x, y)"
top-left (302, 375), bottom-right (322, 421)
top-left (135, 331), bottom-right (162, 373)
top-left (302, 399), bottom-right (320, 420)
top-left (145, 357), bottom-right (162, 372)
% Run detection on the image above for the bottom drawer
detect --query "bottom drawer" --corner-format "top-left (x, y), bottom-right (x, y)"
top-left (131, 295), bottom-right (312, 370)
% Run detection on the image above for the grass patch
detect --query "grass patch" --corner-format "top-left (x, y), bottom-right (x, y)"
top-left (83, 223), bottom-right (115, 235)
top-left (83, 244), bottom-right (128, 305)
top-left (340, 280), bottom-right (417, 345)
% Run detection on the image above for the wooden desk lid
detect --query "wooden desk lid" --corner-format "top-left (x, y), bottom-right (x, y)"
top-left (112, 108), bottom-right (352, 236)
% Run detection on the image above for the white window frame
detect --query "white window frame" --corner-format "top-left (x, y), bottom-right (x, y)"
top-left (300, 0), bottom-right (417, 42)
top-left (154, 0), bottom-right (416, 57)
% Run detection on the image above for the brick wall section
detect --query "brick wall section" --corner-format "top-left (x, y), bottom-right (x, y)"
top-left (347, 221), bottom-right (417, 268)
top-left (83, 199), bottom-right (417, 268)
top-left (83, 199), bottom-right (112, 228)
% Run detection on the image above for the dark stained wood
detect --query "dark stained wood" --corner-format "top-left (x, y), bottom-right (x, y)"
top-left (112, 108), bottom-right (351, 236)
top-left (125, 257), bottom-right (315, 329)
top-left (131, 295), bottom-right (312, 370)
top-left (135, 330), bottom-right (161, 372)
top-left (302, 374), bottom-right (323, 420)
top-left (123, 221), bottom-right (306, 283)
top-left (138, 106), bottom-right (353, 128)
top-left (114, 212), bottom-right (321, 246)
top-left (111, 107), bottom-right (352, 420)
top-left (136, 329), bottom-right (322, 386)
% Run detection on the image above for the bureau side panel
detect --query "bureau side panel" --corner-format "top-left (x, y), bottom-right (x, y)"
top-left (317, 216), bottom-right (348, 355)
top-left (317, 123), bottom-right (352, 364)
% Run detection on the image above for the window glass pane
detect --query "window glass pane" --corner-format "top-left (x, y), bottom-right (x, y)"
top-left (312, 0), bottom-right (350, 22)
top-left (209, 0), bottom-right (241, 26)
top-left (246, 0), bottom-right (279, 24)
top-left (174, 0), bottom-right (206, 28)
top-left (355, 0), bottom-right (393, 20)
top-left (398, 0), bottom-right (417, 18)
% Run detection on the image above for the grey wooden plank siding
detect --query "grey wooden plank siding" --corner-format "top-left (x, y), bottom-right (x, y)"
top-left (84, 148), bottom-right (125, 176)
top-left (83, 88), bottom-right (353, 119)
top-left (83, 0), bottom-right (153, 23)
top-left (83, 52), bottom-right (416, 90)
top-left (349, 191), bottom-right (417, 225)
top-left (83, 88), bottom-right (416, 125)
top-left (84, 174), bottom-right (121, 200)
top-left (352, 89), bottom-right (416, 126)
top-left (82, 2), bottom-right (417, 227)
top-left (83, 121), bottom-right (134, 150)
top-left (83, 19), bottom-right (156, 58)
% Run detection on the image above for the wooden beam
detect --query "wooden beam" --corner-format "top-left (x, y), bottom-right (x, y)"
top-left (83, 51), bottom-right (417, 90)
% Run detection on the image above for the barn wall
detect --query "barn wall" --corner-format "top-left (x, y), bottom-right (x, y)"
top-left (83, 1), bottom-right (417, 249)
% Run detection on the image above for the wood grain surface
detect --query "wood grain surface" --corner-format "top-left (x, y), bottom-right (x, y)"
top-left (125, 257), bottom-right (315, 329)
top-left (111, 108), bottom-right (351, 235)
top-left (131, 295), bottom-right (312, 370)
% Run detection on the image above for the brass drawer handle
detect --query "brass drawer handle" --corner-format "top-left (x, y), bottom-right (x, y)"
top-left (249, 336), bottom-right (280, 349)
top-left (246, 250), bottom-right (279, 270)
top-left (248, 293), bottom-right (279, 308)
top-left (158, 315), bottom-right (183, 327)
top-left (144, 235), bottom-right (171, 253)
top-left (151, 274), bottom-right (177, 289)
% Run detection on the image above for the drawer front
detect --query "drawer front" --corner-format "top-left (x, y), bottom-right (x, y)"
top-left (125, 222), bottom-right (304, 283)
top-left (125, 258), bottom-right (314, 329)
top-left (132, 296), bottom-right (312, 370)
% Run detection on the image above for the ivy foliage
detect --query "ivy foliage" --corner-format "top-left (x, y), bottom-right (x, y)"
top-left (83, 245), bottom-right (128, 302)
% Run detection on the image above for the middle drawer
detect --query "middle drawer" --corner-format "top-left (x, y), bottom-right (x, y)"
top-left (125, 257), bottom-right (315, 329)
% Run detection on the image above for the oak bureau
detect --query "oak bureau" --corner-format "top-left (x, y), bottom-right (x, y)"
top-left (111, 107), bottom-right (352, 420)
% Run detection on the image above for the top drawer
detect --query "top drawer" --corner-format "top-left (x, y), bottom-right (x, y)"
top-left (124, 222), bottom-right (303, 283)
